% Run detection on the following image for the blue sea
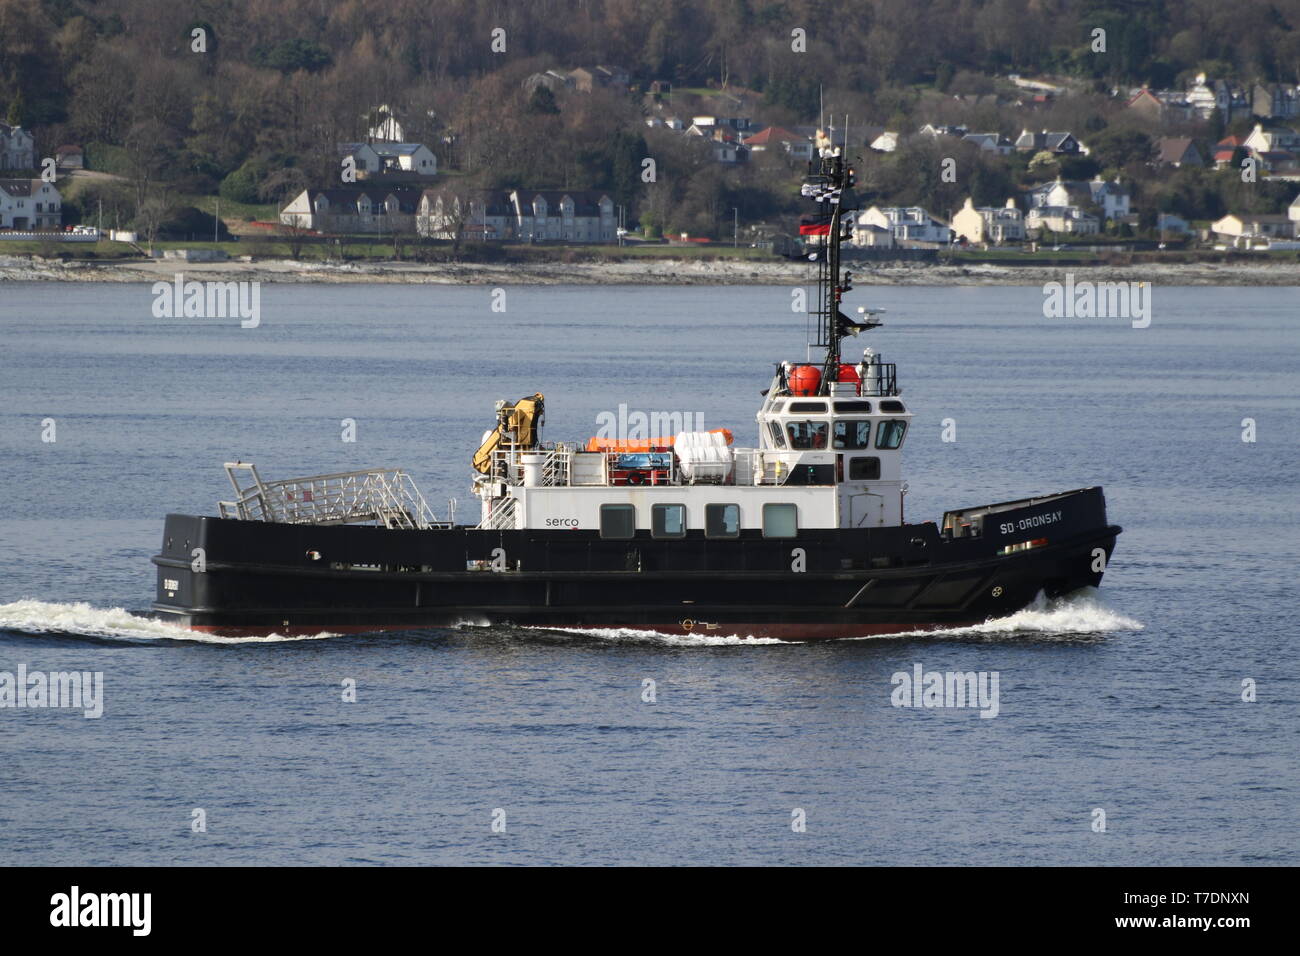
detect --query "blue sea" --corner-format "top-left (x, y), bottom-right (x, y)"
top-left (1, 281), bottom-right (1296, 865)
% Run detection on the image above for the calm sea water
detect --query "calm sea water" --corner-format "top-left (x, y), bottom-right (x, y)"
top-left (0, 281), bottom-right (1296, 866)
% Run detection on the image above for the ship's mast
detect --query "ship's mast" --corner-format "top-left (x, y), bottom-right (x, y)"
top-left (802, 142), bottom-right (876, 394)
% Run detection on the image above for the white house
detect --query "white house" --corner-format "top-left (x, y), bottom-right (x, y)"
top-left (1025, 205), bottom-right (1099, 235)
top-left (0, 178), bottom-right (61, 229)
top-left (508, 189), bottom-right (616, 241)
top-left (338, 143), bottom-right (383, 177)
top-left (851, 222), bottom-right (895, 248)
top-left (373, 143), bottom-right (438, 176)
top-left (417, 189), bottom-right (516, 240)
top-left (1211, 212), bottom-right (1297, 239)
top-left (0, 123), bottom-right (34, 171)
top-left (951, 197), bottom-right (1024, 244)
top-left (858, 206), bottom-right (951, 244)
top-left (417, 188), bottom-right (617, 242)
top-left (742, 126), bottom-right (813, 161)
top-left (1025, 177), bottom-right (1129, 222)
top-left (961, 132), bottom-right (1015, 156)
top-left (1289, 192), bottom-right (1300, 225)
top-left (870, 131), bottom-right (900, 152)
top-left (1015, 129), bottom-right (1087, 155)
top-left (280, 186), bottom-right (422, 232)
top-left (366, 105), bottom-right (404, 142)
top-left (1242, 123), bottom-right (1300, 155)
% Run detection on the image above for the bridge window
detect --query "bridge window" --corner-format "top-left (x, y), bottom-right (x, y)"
top-left (786, 420), bottom-right (829, 450)
top-left (767, 421), bottom-right (787, 448)
top-left (834, 401), bottom-right (873, 413)
top-left (705, 503), bottom-right (740, 538)
top-left (849, 456), bottom-right (881, 480)
top-left (832, 419), bottom-right (872, 450)
top-left (651, 503), bottom-right (686, 539)
top-left (788, 401), bottom-right (828, 412)
top-left (879, 401), bottom-right (907, 413)
top-left (599, 503), bottom-right (636, 539)
top-left (762, 503), bottom-right (798, 538)
top-left (876, 420), bottom-right (907, 450)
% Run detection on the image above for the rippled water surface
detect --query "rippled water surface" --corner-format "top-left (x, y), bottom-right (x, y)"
top-left (0, 282), bottom-right (1296, 865)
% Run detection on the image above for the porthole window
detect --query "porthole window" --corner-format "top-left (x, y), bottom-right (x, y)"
top-left (651, 503), bottom-right (686, 539)
top-left (762, 503), bottom-right (798, 538)
top-left (705, 503), bottom-right (740, 538)
top-left (599, 503), bottom-right (636, 539)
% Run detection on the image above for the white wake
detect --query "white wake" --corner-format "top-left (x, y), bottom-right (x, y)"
top-left (0, 599), bottom-right (340, 644)
top-left (876, 588), bottom-right (1143, 640)
top-left (529, 589), bottom-right (1141, 645)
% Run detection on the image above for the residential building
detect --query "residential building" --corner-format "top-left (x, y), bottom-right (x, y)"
top-left (1211, 212), bottom-right (1296, 239)
top-left (279, 186), bottom-right (423, 233)
top-left (851, 222), bottom-right (894, 248)
top-left (417, 189), bottom-right (516, 240)
top-left (373, 143), bottom-right (438, 176)
top-left (1015, 129), bottom-right (1086, 155)
top-left (951, 197), bottom-right (1025, 244)
top-left (1242, 123), bottom-right (1300, 154)
top-left (1252, 83), bottom-right (1300, 120)
top-left (417, 188), bottom-right (617, 242)
top-left (55, 145), bottom-right (84, 170)
top-left (1289, 192), bottom-right (1300, 225)
top-left (366, 105), bottom-right (404, 142)
top-left (857, 206), bottom-right (951, 244)
top-left (742, 126), bottom-right (813, 161)
top-left (1156, 137), bottom-right (1203, 167)
top-left (338, 143), bottom-right (383, 178)
top-left (1156, 213), bottom-right (1192, 235)
top-left (919, 123), bottom-right (969, 139)
top-left (962, 132), bottom-right (1015, 156)
top-left (1024, 177), bottom-right (1129, 222)
top-left (1025, 205), bottom-right (1099, 235)
top-left (570, 65), bottom-right (630, 93)
top-left (0, 123), bottom-right (34, 170)
top-left (524, 70), bottom-right (574, 95)
top-left (1213, 135), bottom-right (1245, 168)
top-left (869, 131), bottom-right (900, 152)
top-left (0, 179), bottom-right (62, 229)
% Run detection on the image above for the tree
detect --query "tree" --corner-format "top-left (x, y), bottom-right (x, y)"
top-left (258, 167), bottom-right (309, 210)
top-left (276, 222), bottom-right (310, 259)
top-left (1088, 129), bottom-right (1155, 172)
top-left (135, 189), bottom-right (171, 253)
top-left (526, 86), bottom-right (560, 115)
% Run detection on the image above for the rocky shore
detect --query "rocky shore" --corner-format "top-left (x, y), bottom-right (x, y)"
top-left (1, 253), bottom-right (1297, 286)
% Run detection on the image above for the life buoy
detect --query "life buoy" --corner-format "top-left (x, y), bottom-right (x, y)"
top-left (627, 471), bottom-right (645, 485)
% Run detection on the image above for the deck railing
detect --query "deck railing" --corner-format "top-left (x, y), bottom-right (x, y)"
top-left (218, 462), bottom-right (447, 530)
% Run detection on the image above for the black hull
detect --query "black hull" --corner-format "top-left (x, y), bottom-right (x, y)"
top-left (151, 487), bottom-right (1120, 641)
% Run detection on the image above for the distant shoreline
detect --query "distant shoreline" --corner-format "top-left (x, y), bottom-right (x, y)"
top-left (2, 254), bottom-right (1298, 286)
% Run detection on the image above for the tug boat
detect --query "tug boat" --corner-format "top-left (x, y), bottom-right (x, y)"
top-left (151, 146), bottom-right (1121, 640)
